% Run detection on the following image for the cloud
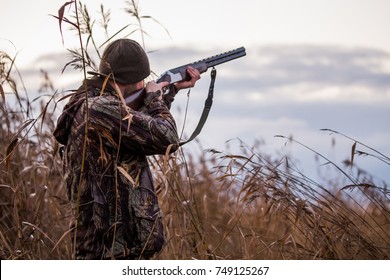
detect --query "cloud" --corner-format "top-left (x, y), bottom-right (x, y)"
top-left (254, 45), bottom-right (390, 86)
top-left (215, 45), bottom-right (390, 105)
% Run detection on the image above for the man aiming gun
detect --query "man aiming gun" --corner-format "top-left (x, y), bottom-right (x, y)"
top-left (53, 38), bottom-right (245, 259)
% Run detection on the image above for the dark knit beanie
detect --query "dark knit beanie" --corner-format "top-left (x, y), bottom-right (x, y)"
top-left (88, 39), bottom-right (150, 84)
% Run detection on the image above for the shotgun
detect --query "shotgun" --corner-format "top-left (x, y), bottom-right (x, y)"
top-left (125, 47), bottom-right (246, 110)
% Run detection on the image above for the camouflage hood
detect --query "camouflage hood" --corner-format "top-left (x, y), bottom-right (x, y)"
top-left (53, 77), bottom-right (115, 145)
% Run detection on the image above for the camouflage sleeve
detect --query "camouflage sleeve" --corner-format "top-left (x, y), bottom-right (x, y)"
top-left (88, 90), bottom-right (179, 156)
top-left (162, 84), bottom-right (178, 109)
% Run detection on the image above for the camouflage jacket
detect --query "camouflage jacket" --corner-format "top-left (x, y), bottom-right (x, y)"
top-left (53, 77), bottom-right (179, 259)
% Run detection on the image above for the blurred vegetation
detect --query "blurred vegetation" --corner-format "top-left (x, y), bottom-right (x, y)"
top-left (1, 0), bottom-right (389, 259)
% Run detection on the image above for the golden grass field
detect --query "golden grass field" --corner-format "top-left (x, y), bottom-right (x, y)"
top-left (1, 111), bottom-right (389, 259)
top-left (1, 0), bottom-right (389, 260)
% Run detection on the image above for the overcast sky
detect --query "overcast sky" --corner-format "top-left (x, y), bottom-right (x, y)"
top-left (1, 0), bottom-right (390, 183)
top-left (2, 0), bottom-right (390, 63)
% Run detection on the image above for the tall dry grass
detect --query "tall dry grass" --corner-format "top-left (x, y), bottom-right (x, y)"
top-left (1, 50), bottom-right (71, 259)
top-left (1, 0), bottom-right (389, 260)
top-left (149, 139), bottom-right (389, 260)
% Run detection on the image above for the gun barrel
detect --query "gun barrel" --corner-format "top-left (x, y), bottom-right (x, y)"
top-left (200, 47), bottom-right (246, 68)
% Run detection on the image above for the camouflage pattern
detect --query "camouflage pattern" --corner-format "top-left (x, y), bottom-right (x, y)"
top-left (53, 77), bottom-right (179, 259)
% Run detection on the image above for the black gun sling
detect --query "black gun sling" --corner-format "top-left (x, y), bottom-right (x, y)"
top-left (179, 67), bottom-right (217, 146)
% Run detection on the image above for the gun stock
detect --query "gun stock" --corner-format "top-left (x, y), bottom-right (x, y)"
top-left (127, 47), bottom-right (246, 110)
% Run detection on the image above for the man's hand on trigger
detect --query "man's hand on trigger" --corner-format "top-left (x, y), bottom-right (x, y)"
top-left (145, 81), bottom-right (169, 100)
top-left (174, 66), bottom-right (201, 91)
